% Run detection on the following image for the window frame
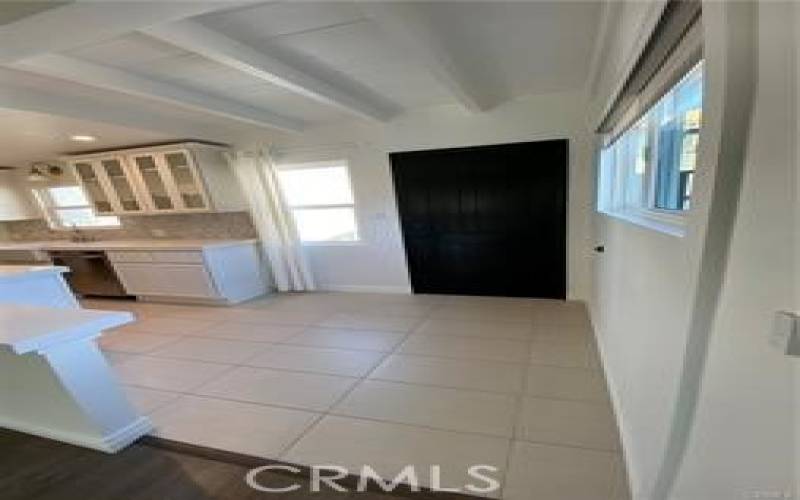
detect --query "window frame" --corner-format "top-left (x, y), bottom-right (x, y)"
top-left (33, 185), bottom-right (121, 231)
top-left (275, 160), bottom-right (361, 245)
top-left (596, 61), bottom-right (703, 237)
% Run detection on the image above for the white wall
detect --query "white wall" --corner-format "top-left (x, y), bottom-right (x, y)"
top-left (590, 2), bottom-right (797, 499)
top-left (271, 90), bottom-right (595, 299)
top-left (668, 2), bottom-right (796, 498)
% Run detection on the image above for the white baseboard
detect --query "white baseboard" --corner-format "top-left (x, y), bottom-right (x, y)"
top-left (317, 284), bottom-right (413, 294)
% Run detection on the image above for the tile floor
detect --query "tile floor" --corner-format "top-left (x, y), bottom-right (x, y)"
top-left (84, 293), bottom-right (630, 500)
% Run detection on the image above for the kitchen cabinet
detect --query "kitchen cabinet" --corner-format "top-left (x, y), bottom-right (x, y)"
top-left (106, 242), bottom-right (266, 304)
top-left (72, 156), bottom-right (145, 214)
top-left (0, 172), bottom-right (39, 221)
top-left (66, 142), bottom-right (246, 216)
top-left (111, 262), bottom-right (217, 299)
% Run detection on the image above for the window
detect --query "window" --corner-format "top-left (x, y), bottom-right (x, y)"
top-left (276, 161), bottom-right (359, 243)
top-left (598, 61), bottom-right (704, 221)
top-left (33, 186), bottom-right (120, 229)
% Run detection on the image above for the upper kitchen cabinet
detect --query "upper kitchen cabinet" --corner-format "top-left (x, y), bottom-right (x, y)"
top-left (0, 172), bottom-right (38, 221)
top-left (66, 142), bottom-right (247, 216)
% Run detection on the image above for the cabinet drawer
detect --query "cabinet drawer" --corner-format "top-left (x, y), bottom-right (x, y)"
top-left (150, 251), bottom-right (204, 264)
top-left (111, 262), bottom-right (217, 298)
top-left (106, 251), bottom-right (153, 263)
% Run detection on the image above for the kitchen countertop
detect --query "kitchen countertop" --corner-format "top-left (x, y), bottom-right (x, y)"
top-left (0, 304), bottom-right (134, 354)
top-left (0, 239), bottom-right (258, 252)
top-left (0, 265), bottom-right (68, 281)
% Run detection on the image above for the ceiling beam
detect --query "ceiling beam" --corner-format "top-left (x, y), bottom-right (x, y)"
top-left (0, 2), bottom-right (248, 65)
top-left (359, 3), bottom-right (493, 113)
top-left (0, 70), bottom-right (246, 141)
top-left (14, 54), bottom-right (304, 132)
top-left (142, 20), bottom-right (398, 122)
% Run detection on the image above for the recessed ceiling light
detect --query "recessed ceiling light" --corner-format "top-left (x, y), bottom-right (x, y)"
top-left (70, 135), bottom-right (97, 142)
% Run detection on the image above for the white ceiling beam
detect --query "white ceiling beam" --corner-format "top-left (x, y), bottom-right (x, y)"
top-left (359, 3), bottom-right (493, 113)
top-left (0, 73), bottom-right (243, 141)
top-left (142, 20), bottom-right (398, 122)
top-left (14, 54), bottom-right (304, 132)
top-left (0, 2), bottom-right (250, 65)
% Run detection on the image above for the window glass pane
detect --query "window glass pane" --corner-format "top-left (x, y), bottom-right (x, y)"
top-left (55, 208), bottom-right (119, 228)
top-left (49, 186), bottom-right (88, 207)
top-left (624, 119), bottom-right (649, 207)
top-left (278, 166), bottom-right (354, 206)
top-left (654, 62), bottom-right (703, 210)
top-left (292, 207), bottom-right (357, 242)
top-left (597, 61), bottom-right (703, 216)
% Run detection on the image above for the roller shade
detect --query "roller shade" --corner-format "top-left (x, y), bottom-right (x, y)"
top-left (598, 0), bottom-right (702, 141)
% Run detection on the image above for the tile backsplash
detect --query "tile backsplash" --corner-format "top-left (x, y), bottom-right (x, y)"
top-left (0, 212), bottom-right (257, 241)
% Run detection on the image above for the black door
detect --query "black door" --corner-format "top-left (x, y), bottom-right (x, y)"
top-left (390, 140), bottom-right (567, 299)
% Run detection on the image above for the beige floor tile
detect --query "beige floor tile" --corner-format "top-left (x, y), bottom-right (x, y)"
top-left (98, 332), bottom-right (180, 354)
top-left (429, 304), bottom-right (534, 323)
top-left (531, 324), bottom-right (593, 342)
top-left (286, 327), bottom-right (407, 352)
top-left (334, 380), bottom-right (517, 437)
top-left (316, 313), bottom-right (422, 332)
top-left (146, 305), bottom-right (247, 321)
top-left (283, 416), bottom-right (509, 498)
top-left (112, 317), bottom-right (218, 336)
top-left (515, 397), bottom-right (619, 451)
top-left (399, 335), bottom-right (530, 363)
top-left (246, 344), bottom-right (387, 377)
top-left (103, 351), bottom-right (136, 365)
top-left (114, 356), bottom-right (233, 392)
top-left (123, 386), bottom-right (180, 414)
top-left (445, 295), bottom-right (537, 307)
top-left (532, 308), bottom-right (591, 328)
top-left (193, 366), bottom-right (357, 411)
top-left (337, 302), bottom-right (436, 318)
top-left (148, 337), bottom-right (270, 364)
top-left (415, 318), bottom-right (532, 340)
top-left (192, 321), bottom-right (304, 343)
top-left (237, 308), bottom-right (334, 325)
top-left (151, 395), bottom-right (318, 457)
top-left (370, 354), bottom-right (525, 394)
top-left (503, 441), bottom-right (617, 500)
top-left (529, 337), bottom-right (595, 369)
top-left (525, 365), bottom-right (608, 402)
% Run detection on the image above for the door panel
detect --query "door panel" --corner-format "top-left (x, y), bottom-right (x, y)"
top-left (390, 140), bottom-right (567, 298)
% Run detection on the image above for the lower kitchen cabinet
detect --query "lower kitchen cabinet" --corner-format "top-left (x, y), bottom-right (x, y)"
top-left (106, 243), bottom-right (267, 304)
top-left (111, 262), bottom-right (218, 299)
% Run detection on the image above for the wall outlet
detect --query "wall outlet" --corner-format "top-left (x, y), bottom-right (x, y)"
top-left (772, 311), bottom-right (800, 356)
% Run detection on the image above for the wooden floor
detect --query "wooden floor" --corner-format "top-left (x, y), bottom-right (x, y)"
top-left (1, 430), bottom-right (460, 500)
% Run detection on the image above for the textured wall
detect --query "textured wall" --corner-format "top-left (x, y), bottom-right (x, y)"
top-left (0, 211), bottom-right (257, 241)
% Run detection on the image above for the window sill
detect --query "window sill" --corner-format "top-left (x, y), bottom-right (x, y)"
top-left (301, 240), bottom-right (365, 247)
top-left (598, 208), bottom-right (686, 237)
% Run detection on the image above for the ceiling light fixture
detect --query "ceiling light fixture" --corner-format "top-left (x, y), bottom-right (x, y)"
top-left (70, 135), bottom-right (97, 142)
top-left (27, 163), bottom-right (64, 183)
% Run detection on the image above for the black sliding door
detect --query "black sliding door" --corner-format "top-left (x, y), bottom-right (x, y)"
top-left (390, 140), bottom-right (567, 299)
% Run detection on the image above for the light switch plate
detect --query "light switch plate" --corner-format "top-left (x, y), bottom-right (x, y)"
top-left (772, 311), bottom-right (800, 356)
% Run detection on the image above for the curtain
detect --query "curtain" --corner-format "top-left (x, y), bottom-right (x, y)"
top-left (226, 149), bottom-right (315, 292)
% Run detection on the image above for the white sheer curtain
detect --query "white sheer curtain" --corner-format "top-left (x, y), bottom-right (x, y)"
top-left (226, 148), bottom-right (315, 292)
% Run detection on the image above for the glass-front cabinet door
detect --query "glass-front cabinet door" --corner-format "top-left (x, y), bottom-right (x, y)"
top-left (130, 154), bottom-right (176, 211)
top-left (98, 157), bottom-right (143, 213)
top-left (72, 161), bottom-right (114, 214)
top-left (161, 150), bottom-right (209, 210)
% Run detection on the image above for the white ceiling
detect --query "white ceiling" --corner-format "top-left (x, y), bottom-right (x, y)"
top-left (0, 108), bottom-right (171, 168)
top-left (0, 1), bottom-right (602, 166)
